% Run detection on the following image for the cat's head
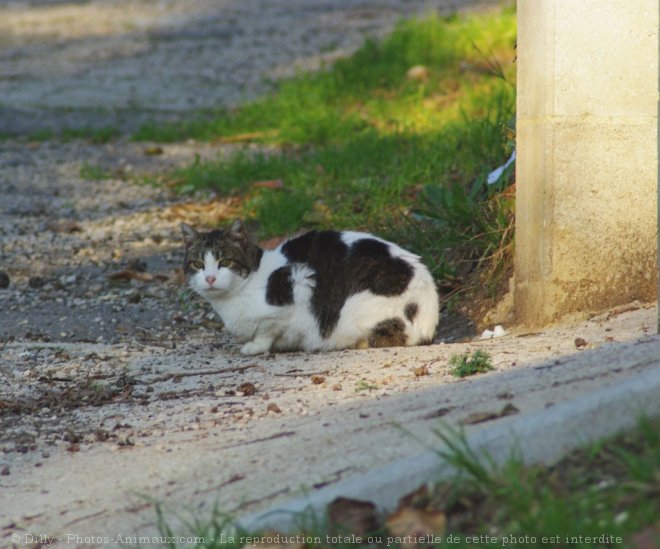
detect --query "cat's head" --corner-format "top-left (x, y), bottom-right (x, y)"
top-left (181, 220), bottom-right (262, 298)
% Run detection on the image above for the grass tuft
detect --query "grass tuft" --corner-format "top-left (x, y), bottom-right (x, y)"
top-left (449, 349), bottom-right (494, 377)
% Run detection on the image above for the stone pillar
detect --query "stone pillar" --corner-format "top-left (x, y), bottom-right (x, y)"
top-left (515, 0), bottom-right (659, 326)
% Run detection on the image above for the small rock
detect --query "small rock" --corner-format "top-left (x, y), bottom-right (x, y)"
top-left (0, 271), bottom-right (9, 289)
top-left (127, 258), bottom-right (148, 272)
top-left (574, 337), bottom-right (588, 349)
top-left (0, 465), bottom-right (9, 476)
top-left (266, 403), bottom-right (282, 414)
top-left (117, 433), bottom-right (135, 447)
top-left (127, 290), bottom-right (142, 304)
top-left (60, 274), bottom-right (77, 285)
top-left (28, 276), bottom-right (46, 289)
top-left (310, 375), bottom-right (325, 385)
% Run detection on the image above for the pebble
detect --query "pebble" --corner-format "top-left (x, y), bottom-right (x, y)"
top-left (0, 270), bottom-right (10, 288)
top-left (28, 276), bottom-right (46, 289)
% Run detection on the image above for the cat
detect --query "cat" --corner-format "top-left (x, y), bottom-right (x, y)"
top-left (181, 220), bottom-right (439, 354)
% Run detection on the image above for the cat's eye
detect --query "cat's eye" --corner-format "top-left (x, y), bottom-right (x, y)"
top-left (218, 258), bottom-right (235, 269)
top-left (188, 260), bottom-right (204, 271)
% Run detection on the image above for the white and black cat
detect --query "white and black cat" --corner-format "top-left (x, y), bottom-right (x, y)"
top-left (181, 220), bottom-right (439, 354)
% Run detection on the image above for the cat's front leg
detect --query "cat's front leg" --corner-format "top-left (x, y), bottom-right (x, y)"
top-left (240, 334), bottom-right (274, 355)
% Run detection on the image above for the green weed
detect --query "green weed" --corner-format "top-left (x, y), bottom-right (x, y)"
top-left (449, 349), bottom-right (494, 377)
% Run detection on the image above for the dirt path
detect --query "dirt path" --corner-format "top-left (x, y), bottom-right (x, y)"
top-left (1, 0), bottom-right (658, 546)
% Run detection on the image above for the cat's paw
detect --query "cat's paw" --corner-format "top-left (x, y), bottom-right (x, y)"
top-left (240, 340), bottom-right (271, 355)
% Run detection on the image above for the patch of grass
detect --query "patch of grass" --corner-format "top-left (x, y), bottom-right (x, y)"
top-left (151, 417), bottom-right (660, 548)
top-left (79, 161), bottom-right (112, 180)
top-left (449, 349), bottom-right (494, 377)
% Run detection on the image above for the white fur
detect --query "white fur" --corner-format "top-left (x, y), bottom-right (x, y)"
top-left (189, 232), bottom-right (439, 354)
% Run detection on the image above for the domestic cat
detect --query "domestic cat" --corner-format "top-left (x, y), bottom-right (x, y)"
top-left (181, 220), bottom-right (439, 354)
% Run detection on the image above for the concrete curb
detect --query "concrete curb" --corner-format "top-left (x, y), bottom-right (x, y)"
top-left (240, 362), bottom-right (660, 531)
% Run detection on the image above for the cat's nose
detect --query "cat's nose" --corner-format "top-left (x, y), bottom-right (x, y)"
top-left (205, 275), bottom-right (216, 286)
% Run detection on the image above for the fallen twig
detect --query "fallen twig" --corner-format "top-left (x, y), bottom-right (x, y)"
top-left (273, 370), bottom-right (329, 378)
top-left (148, 364), bottom-right (260, 383)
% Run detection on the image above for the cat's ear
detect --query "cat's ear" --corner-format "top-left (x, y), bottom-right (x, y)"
top-left (180, 223), bottom-right (199, 244)
top-left (228, 219), bottom-right (249, 242)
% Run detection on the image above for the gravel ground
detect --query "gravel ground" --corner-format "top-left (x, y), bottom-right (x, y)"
top-left (1, 0), bottom-right (658, 546)
top-left (0, 139), bottom-right (233, 344)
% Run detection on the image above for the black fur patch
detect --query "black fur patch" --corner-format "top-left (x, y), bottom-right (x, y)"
top-left (348, 238), bottom-right (413, 296)
top-left (281, 231), bottom-right (414, 338)
top-left (405, 302), bottom-right (419, 323)
top-left (266, 266), bottom-right (294, 306)
top-left (368, 318), bottom-right (408, 348)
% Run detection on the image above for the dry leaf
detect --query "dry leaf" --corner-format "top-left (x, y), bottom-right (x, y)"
top-left (251, 179), bottom-right (284, 190)
top-left (144, 145), bottom-right (164, 156)
top-left (107, 270), bottom-right (168, 283)
top-left (212, 129), bottom-right (278, 144)
top-left (398, 485), bottom-right (430, 509)
top-left (237, 382), bottom-right (257, 396)
top-left (327, 497), bottom-right (379, 535)
top-left (310, 375), bottom-right (326, 385)
top-left (386, 507), bottom-right (446, 547)
top-left (459, 402), bottom-right (519, 425)
top-left (266, 403), bottom-right (282, 414)
top-left (574, 337), bottom-right (588, 349)
top-left (46, 220), bottom-right (82, 233)
top-left (163, 198), bottom-right (242, 226)
top-left (413, 366), bottom-right (429, 377)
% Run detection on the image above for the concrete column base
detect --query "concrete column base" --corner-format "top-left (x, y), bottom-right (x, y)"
top-left (515, 0), bottom-right (658, 326)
